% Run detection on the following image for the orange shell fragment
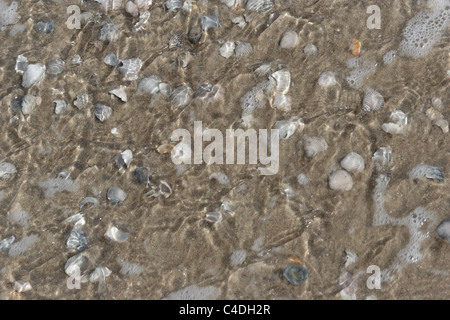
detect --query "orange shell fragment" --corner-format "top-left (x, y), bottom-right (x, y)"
top-left (351, 39), bottom-right (361, 56)
top-left (288, 256), bottom-right (303, 266)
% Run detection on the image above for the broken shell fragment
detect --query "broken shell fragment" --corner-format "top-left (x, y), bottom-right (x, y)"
top-left (234, 41), bottom-right (253, 58)
top-left (362, 87), bottom-right (384, 112)
top-left (115, 149), bottom-right (133, 169)
top-left (13, 280), bottom-right (32, 293)
top-left (65, 254), bottom-right (89, 276)
top-left (46, 58), bottom-right (65, 75)
top-left (104, 226), bottom-right (130, 243)
top-left (107, 187), bottom-right (127, 204)
top-left (109, 86), bottom-right (127, 102)
top-left (303, 136), bottom-right (328, 158)
top-left (205, 211), bottom-right (222, 223)
top-left (138, 75), bottom-right (162, 94)
top-left (117, 58), bottom-right (142, 81)
top-left (279, 31), bottom-right (299, 49)
top-left (170, 86), bottom-right (193, 108)
top-left (74, 93), bottom-right (88, 110)
top-left (53, 100), bottom-right (67, 114)
top-left (159, 180), bottom-right (172, 198)
top-left (273, 117), bottom-right (304, 140)
top-left (329, 169), bottom-right (353, 191)
top-left (219, 42), bottom-right (236, 59)
top-left (94, 104), bottom-right (112, 122)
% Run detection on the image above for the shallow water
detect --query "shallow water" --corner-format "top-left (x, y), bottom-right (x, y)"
top-left (0, 0), bottom-right (449, 299)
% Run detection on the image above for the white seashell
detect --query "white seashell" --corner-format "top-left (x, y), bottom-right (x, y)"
top-left (65, 254), bottom-right (89, 276)
top-left (273, 116), bottom-right (304, 140)
top-left (362, 87), bottom-right (384, 112)
top-left (133, 11), bottom-right (151, 31)
top-left (279, 31), bottom-right (299, 49)
top-left (219, 42), bottom-right (236, 59)
top-left (271, 69), bottom-right (291, 94)
top-left (0, 236), bottom-right (15, 251)
top-left (116, 149), bottom-right (133, 169)
top-left (272, 93), bottom-right (291, 110)
top-left (89, 267), bottom-right (112, 283)
top-left (13, 280), bottom-right (32, 293)
top-left (125, 1), bottom-right (139, 16)
top-left (318, 71), bottom-right (336, 87)
top-left (15, 54), bottom-right (28, 74)
top-left (246, 0), bottom-right (273, 12)
top-left (73, 93), bottom-right (88, 110)
top-left (99, 22), bottom-right (120, 43)
top-left (79, 197), bottom-right (99, 209)
top-left (381, 122), bottom-right (404, 134)
top-left (372, 146), bottom-right (392, 165)
top-left (21, 94), bottom-right (39, 115)
top-left (135, 0), bottom-right (152, 9)
top-left (104, 53), bottom-right (120, 66)
top-left (107, 186), bottom-right (127, 204)
top-left (170, 86), bottom-right (193, 108)
top-left (253, 62), bottom-right (272, 77)
top-left (382, 110), bottom-right (408, 134)
top-left (138, 75), bottom-right (162, 94)
top-left (64, 213), bottom-right (85, 229)
top-left (234, 41), bottom-right (253, 58)
top-left (231, 16), bottom-right (246, 28)
top-left (117, 58), bottom-right (142, 81)
top-left (199, 15), bottom-right (220, 31)
top-left (205, 212), bottom-right (222, 223)
top-left (46, 59), bottom-right (65, 75)
top-left (182, 1), bottom-right (192, 12)
top-left (94, 104), bottom-right (112, 122)
top-left (389, 110), bottom-right (408, 125)
top-left (72, 54), bottom-right (82, 65)
top-left (53, 100), bottom-right (67, 115)
top-left (240, 80), bottom-right (274, 116)
top-left (109, 85), bottom-right (127, 102)
top-left (159, 180), bottom-right (172, 198)
top-left (165, 0), bottom-right (183, 12)
top-left (408, 165), bottom-right (444, 181)
top-left (303, 44), bottom-right (318, 56)
top-left (432, 119), bottom-right (449, 133)
top-left (329, 169), bottom-right (353, 191)
top-left (104, 226), bottom-right (130, 243)
top-left (66, 229), bottom-right (88, 252)
top-left (22, 63), bottom-right (45, 88)
top-left (303, 136), bottom-right (328, 158)
top-left (159, 82), bottom-right (171, 96)
top-left (436, 219), bottom-right (450, 241)
top-left (340, 152), bottom-right (365, 172)
top-left (431, 97), bottom-right (443, 110)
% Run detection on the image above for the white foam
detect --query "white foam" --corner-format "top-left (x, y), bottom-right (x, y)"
top-left (0, 1), bottom-right (20, 27)
top-left (117, 259), bottom-right (144, 276)
top-left (7, 203), bottom-right (29, 227)
top-left (346, 57), bottom-right (377, 89)
top-left (39, 178), bottom-right (80, 198)
top-left (8, 234), bottom-right (38, 257)
top-left (164, 285), bottom-right (221, 300)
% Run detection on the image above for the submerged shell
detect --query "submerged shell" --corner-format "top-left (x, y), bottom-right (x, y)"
top-left (89, 267), bottom-right (112, 283)
top-left (134, 167), bottom-right (151, 185)
top-left (219, 42), bottom-right (236, 59)
top-left (0, 162), bottom-right (17, 179)
top-left (104, 226), bottom-right (130, 243)
top-left (168, 32), bottom-right (183, 49)
top-left (195, 83), bottom-right (213, 98)
top-left (53, 100), bottom-right (67, 114)
top-left (13, 281), bottom-right (32, 293)
top-left (246, 0), bottom-right (273, 12)
top-left (79, 197), bottom-right (99, 209)
top-left (125, 1), bottom-right (139, 17)
top-left (170, 86), bottom-right (193, 108)
top-left (72, 54), bottom-right (82, 65)
top-left (66, 229), bottom-right (88, 252)
top-left (329, 170), bottom-right (353, 191)
top-left (0, 236), bottom-right (15, 251)
top-left (188, 25), bottom-right (203, 44)
top-left (389, 110), bottom-right (408, 126)
top-left (340, 152), bottom-right (365, 172)
top-left (34, 17), bottom-right (54, 34)
top-left (107, 186), bottom-right (127, 204)
top-left (64, 213), bottom-right (85, 229)
top-left (234, 41), bottom-right (253, 58)
top-left (135, 0), bottom-right (153, 9)
top-left (436, 219), bottom-right (450, 241)
top-left (109, 86), bottom-right (127, 102)
top-left (199, 15), bottom-right (220, 31)
top-left (65, 254), bottom-right (89, 276)
top-left (104, 53), bottom-right (120, 66)
top-left (99, 23), bottom-right (120, 43)
top-left (166, 0), bottom-right (183, 12)
top-left (115, 149), bottom-right (133, 169)
top-left (74, 93), bottom-right (88, 110)
top-left (279, 31), bottom-right (299, 49)
top-left (46, 59), bottom-right (65, 75)
top-left (362, 87), bottom-right (384, 112)
top-left (303, 136), bottom-right (328, 158)
top-left (159, 180), bottom-right (172, 198)
top-left (22, 94), bottom-right (39, 115)
top-left (318, 71), bottom-right (336, 87)
top-left (372, 146), bottom-right (392, 165)
top-left (205, 211), bottom-right (222, 223)
top-left (117, 58), bottom-right (142, 81)
top-left (273, 117), bottom-right (304, 140)
top-left (271, 69), bottom-right (291, 94)
top-left (408, 165), bottom-right (444, 181)
top-left (138, 75), bottom-right (162, 94)
top-left (159, 82), bottom-right (171, 96)
top-left (94, 104), bottom-right (112, 122)
top-left (303, 44), bottom-right (318, 56)
top-left (22, 63), bottom-right (45, 88)
top-left (283, 265), bottom-right (308, 284)
top-left (433, 119), bottom-right (449, 133)
top-left (15, 54), bottom-right (28, 74)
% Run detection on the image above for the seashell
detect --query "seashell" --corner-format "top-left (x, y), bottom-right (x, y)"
top-left (79, 197), bottom-right (99, 209)
top-left (177, 51), bottom-right (193, 68)
top-left (389, 110), bottom-right (408, 126)
top-left (15, 54), bottom-right (28, 74)
top-left (21, 94), bottom-right (39, 115)
top-left (104, 53), bottom-right (120, 66)
top-left (168, 31), bottom-right (182, 49)
top-left (94, 104), bottom-right (112, 122)
top-left (133, 11), bottom-right (150, 32)
top-left (159, 180), bottom-right (172, 198)
top-left (372, 146), bottom-right (392, 165)
top-left (279, 31), bottom-right (299, 49)
top-left (135, 0), bottom-right (153, 9)
top-left (64, 213), bottom-right (85, 228)
top-left (107, 186), bottom-right (127, 204)
top-left (271, 69), bottom-right (291, 94)
top-left (188, 25), bottom-right (203, 44)
top-left (34, 17), bottom-right (54, 34)
top-left (13, 281), bottom-right (32, 293)
top-left (170, 85), bottom-right (193, 108)
top-left (98, 22), bottom-right (120, 43)
top-left (340, 152), bottom-right (365, 172)
top-left (74, 93), bottom-right (88, 110)
top-left (199, 15), bottom-right (220, 31)
top-left (272, 116), bottom-right (304, 140)
top-left (362, 87), bottom-right (384, 112)
top-left (381, 122), bottom-right (404, 135)
top-left (240, 80), bottom-right (274, 116)
top-left (329, 169), bottom-right (353, 191)
top-left (53, 100), bottom-right (67, 115)
top-left (382, 110), bottom-right (408, 134)
top-left (71, 54), bottom-right (82, 65)
top-left (159, 82), bottom-right (171, 96)
top-left (138, 75), bottom-right (162, 94)
top-left (253, 62), bottom-right (272, 77)
top-left (195, 83), bottom-right (213, 99)
top-left (65, 254), bottom-right (89, 276)
top-left (182, 0), bottom-right (192, 11)
top-left (351, 39), bottom-right (361, 56)
top-left (426, 107), bottom-right (443, 121)
top-left (221, 199), bottom-right (235, 212)
top-left (303, 44), bottom-right (318, 56)
top-left (283, 265), bottom-right (308, 285)
top-left (125, 1), bottom-right (139, 16)
top-left (115, 149), bottom-right (133, 169)
top-left (297, 173), bottom-right (310, 186)
top-left (433, 119), bottom-right (449, 133)
top-left (134, 167), bottom-right (151, 185)
top-left (117, 58), bottom-right (142, 81)
top-left (101, 0), bottom-right (122, 11)
top-left (205, 211), bottom-right (222, 223)
top-left (66, 229), bottom-right (88, 252)
top-left (318, 71), bottom-right (336, 87)
top-left (0, 236), bottom-right (15, 251)
top-left (344, 249), bottom-right (357, 267)
top-left (89, 267), bottom-right (112, 283)
top-left (104, 226), bottom-right (129, 243)
top-left (219, 42), bottom-right (236, 59)
top-left (234, 41), bottom-right (253, 58)
top-left (0, 162), bottom-right (17, 179)
top-left (408, 165), bottom-right (444, 181)
top-left (246, 0), bottom-right (273, 12)
top-left (10, 97), bottom-right (23, 114)
top-left (56, 169), bottom-right (70, 180)
top-left (436, 219), bottom-right (450, 241)
top-left (22, 63), bottom-right (45, 88)
top-left (303, 136), bottom-right (328, 158)
top-left (109, 85), bottom-right (127, 102)
top-left (431, 97), bottom-right (443, 110)
top-left (165, 0), bottom-right (183, 12)
top-left (231, 16), bottom-right (246, 28)
top-left (46, 58), bottom-right (65, 75)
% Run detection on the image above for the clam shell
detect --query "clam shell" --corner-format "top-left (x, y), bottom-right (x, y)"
top-left (166, 0), bottom-right (183, 12)
top-left (362, 87), bottom-right (384, 112)
top-left (89, 267), bottom-right (112, 283)
top-left (340, 152), bottom-right (365, 172)
top-left (272, 117), bottom-right (303, 140)
top-left (0, 236), bottom-right (15, 251)
top-left (22, 94), bottom-right (39, 115)
top-left (372, 146), bottom-right (392, 165)
top-left (159, 82), bottom-right (171, 96)
top-left (46, 58), bottom-right (65, 75)
top-left (104, 226), bottom-right (130, 243)
top-left (329, 170), bottom-right (353, 191)
top-left (138, 75), bottom-right (162, 94)
top-left (159, 180), bottom-right (172, 198)
top-left (170, 85), bottom-right (193, 108)
top-left (199, 15), bottom-right (220, 31)
top-left (13, 281), bottom-right (32, 293)
top-left (271, 69), bottom-right (291, 94)
top-left (433, 119), bottom-right (449, 133)
top-left (66, 229), bottom-right (88, 252)
top-left (408, 165), bottom-right (444, 181)
top-left (246, 0), bottom-right (273, 12)
top-left (117, 58), bottom-right (142, 81)
top-left (318, 71), bottom-right (336, 87)
top-left (115, 149), bottom-right (133, 169)
top-left (72, 54), bottom-right (82, 65)
top-left (219, 42), bottom-right (236, 59)
top-left (79, 197), bottom-right (99, 209)
top-left (303, 136), bottom-right (328, 158)
top-left (303, 44), bottom-right (318, 56)
top-left (234, 41), bottom-right (253, 58)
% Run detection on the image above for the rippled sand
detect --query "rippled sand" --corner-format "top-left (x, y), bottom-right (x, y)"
top-left (0, 0), bottom-right (449, 299)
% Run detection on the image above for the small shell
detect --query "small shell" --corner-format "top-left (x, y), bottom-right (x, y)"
top-left (408, 165), bottom-right (444, 181)
top-left (283, 265), bottom-right (308, 285)
top-left (89, 267), bottom-right (112, 283)
top-left (0, 236), bottom-right (15, 251)
top-left (109, 85), bottom-right (127, 102)
top-left (432, 119), bottom-right (449, 133)
top-left (177, 52), bottom-right (193, 68)
top-left (138, 75), bottom-right (162, 94)
top-left (234, 41), bottom-right (253, 58)
top-left (117, 58), bottom-right (142, 81)
top-left (159, 180), bottom-right (172, 198)
top-left (272, 117), bottom-right (304, 140)
top-left (65, 254), bottom-right (89, 276)
top-left (426, 107), bottom-right (443, 121)
top-left (34, 17), bottom-right (54, 34)
top-left (168, 32), bottom-right (182, 49)
top-left (13, 281), bottom-right (32, 293)
top-left (303, 44), bottom-right (318, 56)
top-left (64, 213), bottom-right (85, 228)
top-left (431, 97), bottom-right (443, 110)
top-left (362, 87), bottom-right (384, 112)
top-left (246, 0), bottom-right (273, 12)
top-left (279, 31), bottom-right (299, 49)
top-left (22, 63), bottom-right (45, 88)
top-left (381, 122), bottom-right (404, 135)
top-left (188, 25), bottom-right (203, 44)
top-left (79, 197), bottom-right (99, 209)
top-left (115, 149), bottom-right (133, 169)
top-left (205, 212), bottom-right (222, 223)
top-left (134, 167), bottom-right (151, 185)
top-left (73, 93), bottom-right (89, 110)
top-left (329, 170), bottom-right (353, 191)
top-left (125, 1), bottom-right (139, 17)
top-left (99, 23), bottom-right (120, 43)
top-left (436, 219), bottom-right (450, 241)
top-left (390, 110), bottom-right (408, 126)
top-left (46, 59), bottom-right (65, 75)
top-left (297, 173), bottom-right (310, 186)
top-left (231, 16), bottom-right (246, 29)
top-left (21, 94), bottom-right (39, 115)
top-left (271, 69), bottom-right (291, 94)
top-left (170, 86), bottom-right (193, 108)
top-left (351, 39), bottom-right (361, 56)
top-left (166, 0), bottom-right (183, 12)
top-left (219, 42), bottom-right (236, 59)
top-left (195, 83), bottom-right (213, 99)
top-left (104, 226), bottom-right (129, 243)
top-left (107, 186), bottom-right (127, 204)
top-left (104, 53), bottom-right (120, 66)
top-left (94, 104), bottom-right (112, 122)
top-left (72, 54), bottom-right (82, 65)
top-left (318, 71), bottom-right (336, 87)
top-left (15, 54), bottom-right (28, 74)
top-left (199, 15), bottom-right (220, 31)
top-left (372, 146), bottom-right (392, 165)
top-left (303, 136), bottom-right (328, 158)
top-left (159, 82), bottom-right (171, 96)
top-left (66, 229), bottom-right (88, 252)
top-left (340, 152), bottom-right (365, 173)
top-left (53, 100), bottom-right (67, 115)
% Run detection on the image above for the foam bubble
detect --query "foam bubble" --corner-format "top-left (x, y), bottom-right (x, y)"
top-left (164, 285), bottom-right (221, 300)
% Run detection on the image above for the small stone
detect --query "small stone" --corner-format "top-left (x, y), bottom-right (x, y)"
top-left (104, 53), bottom-right (120, 67)
top-left (22, 63), bottom-right (45, 88)
top-left (107, 187), bottom-right (127, 204)
top-left (436, 219), bottom-right (450, 241)
top-left (10, 97), bottom-right (23, 114)
top-left (230, 250), bottom-right (247, 266)
top-left (34, 17), bottom-right (54, 34)
top-left (94, 104), bottom-right (112, 122)
top-left (0, 162), bottom-right (17, 179)
top-left (53, 100), bottom-right (67, 114)
top-left (221, 199), bottom-right (235, 212)
top-left (166, 0), bottom-right (183, 12)
top-left (125, 1), bottom-right (139, 16)
top-left (188, 25), bottom-right (203, 44)
top-left (303, 44), bottom-right (318, 56)
top-left (340, 152), bottom-right (365, 173)
top-left (134, 167), bottom-right (151, 185)
top-left (329, 170), bottom-right (353, 191)
top-left (66, 229), bottom-right (88, 252)
top-left (205, 211), bottom-right (222, 223)
top-left (297, 173), bottom-right (309, 186)
top-left (13, 280), bottom-right (32, 292)
top-left (431, 97), bottom-right (443, 110)
top-left (283, 265), bottom-right (308, 285)
top-left (15, 54), bottom-right (28, 74)
top-left (279, 31), bottom-right (299, 49)
top-left (318, 71), bottom-right (337, 87)
top-left (168, 32), bottom-right (182, 49)
top-left (433, 119), bottom-right (449, 133)
top-left (159, 83), bottom-right (171, 96)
